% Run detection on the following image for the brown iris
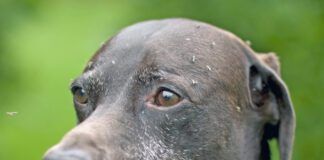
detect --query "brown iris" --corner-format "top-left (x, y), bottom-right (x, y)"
top-left (73, 87), bottom-right (88, 104)
top-left (155, 89), bottom-right (181, 107)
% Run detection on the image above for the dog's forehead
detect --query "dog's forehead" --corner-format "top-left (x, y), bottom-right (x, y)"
top-left (91, 19), bottom-right (247, 69)
top-left (84, 19), bottom-right (249, 93)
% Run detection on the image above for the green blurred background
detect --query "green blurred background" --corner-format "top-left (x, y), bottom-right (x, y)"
top-left (0, 0), bottom-right (323, 159)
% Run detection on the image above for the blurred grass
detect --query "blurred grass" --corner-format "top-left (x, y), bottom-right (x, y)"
top-left (0, 0), bottom-right (323, 159)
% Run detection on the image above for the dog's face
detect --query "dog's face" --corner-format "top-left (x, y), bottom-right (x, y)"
top-left (44, 19), bottom-right (295, 160)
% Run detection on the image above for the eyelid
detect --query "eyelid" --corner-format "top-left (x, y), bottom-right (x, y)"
top-left (70, 80), bottom-right (84, 94)
top-left (156, 87), bottom-right (181, 97)
top-left (156, 83), bottom-right (190, 101)
top-left (71, 86), bottom-right (82, 94)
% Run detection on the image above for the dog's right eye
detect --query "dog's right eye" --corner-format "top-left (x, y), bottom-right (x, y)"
top-left (154, 89), bottom-right (181, 107)
top-left (71, 86), bottom-right (88, 104)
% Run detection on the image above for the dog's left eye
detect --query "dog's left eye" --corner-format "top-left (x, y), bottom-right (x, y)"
top-left (154, 89), bottom-right (181, 107)
top-left (71, 87), bottom-right (88, 104)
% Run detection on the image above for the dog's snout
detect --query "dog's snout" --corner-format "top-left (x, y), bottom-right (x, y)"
top-left (44, 147), bottom-right (91, 160)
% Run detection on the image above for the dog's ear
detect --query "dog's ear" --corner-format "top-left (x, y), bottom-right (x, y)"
top-left (248, 52), bottom-right (295, 160)
top-left (256, 53), bottom-right (280, 75)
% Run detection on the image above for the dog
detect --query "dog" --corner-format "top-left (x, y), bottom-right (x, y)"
top-left (43, 18), bottom-right (295, 160)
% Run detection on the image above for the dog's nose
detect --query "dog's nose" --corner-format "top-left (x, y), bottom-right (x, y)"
top-left (43, 148), bottom-right (91, 160)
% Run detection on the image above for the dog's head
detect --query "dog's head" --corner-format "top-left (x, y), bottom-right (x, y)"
top-left (44, 19), bottom-right (295, 160)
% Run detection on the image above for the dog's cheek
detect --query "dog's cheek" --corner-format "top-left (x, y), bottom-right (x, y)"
top-left (135, 104), bottom-right (207, 159)
top-left (73, 104), bottom-right (94, 123)
top-left (159, 106), bottom-right (209, 158)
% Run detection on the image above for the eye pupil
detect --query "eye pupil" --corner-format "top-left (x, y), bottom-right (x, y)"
top-left (162, 91), bottom-right (173, 100)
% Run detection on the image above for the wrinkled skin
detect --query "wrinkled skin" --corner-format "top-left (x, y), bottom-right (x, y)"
top-left (44, 19), bottom-right (295, 160)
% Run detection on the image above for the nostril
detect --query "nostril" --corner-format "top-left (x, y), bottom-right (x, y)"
top-left (44, 148), bottom-right (91, 160)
